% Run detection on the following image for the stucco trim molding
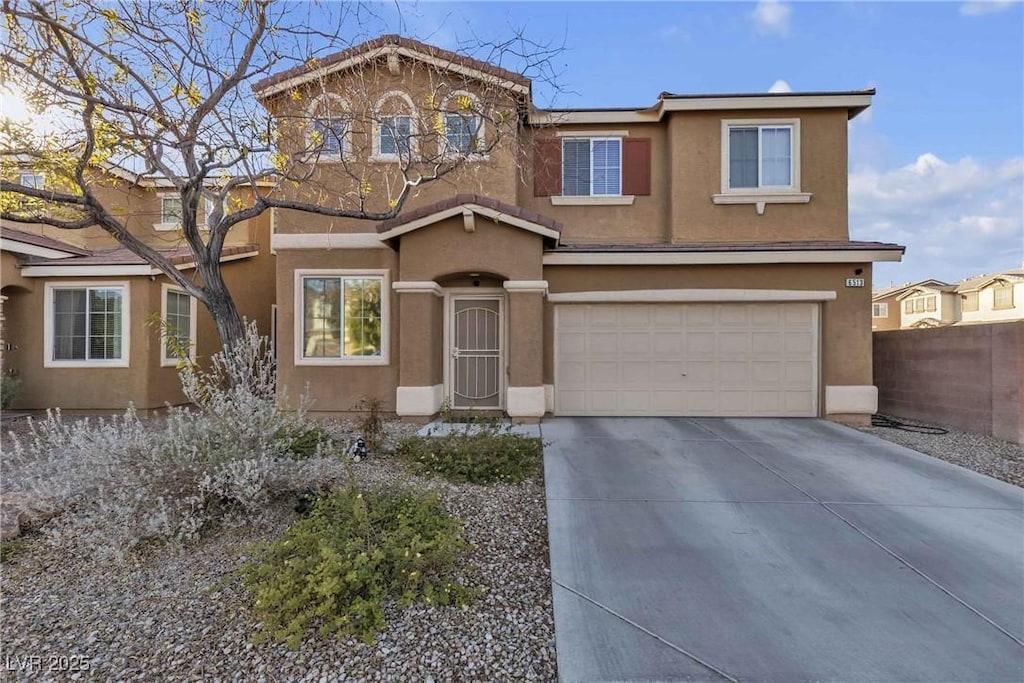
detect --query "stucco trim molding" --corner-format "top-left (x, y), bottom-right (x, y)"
top-left (548, 289), bottom-right (837, 304)
top-left (506, 386), bottom-right (546, 418)
top-left (543, 250), bottom-right (904, 265)
top-left (550, 195), bottom-right (636, 206)
top-left (825, 385), bottom-right (878, 415)
top-left (393, 281), bottom-right (443, 296)
top-left (271, 232), bottom-right (388, 250)
top-left (503, 280), bottom-right (549, 295)
top-left (396, 384), bottom-right (444, 416)
top-left (0, 239), bottom-right (79, 260)
top-left (378, 204), bottom-right (561, 241)
top-left (544, 384), bottom-right (554, 414)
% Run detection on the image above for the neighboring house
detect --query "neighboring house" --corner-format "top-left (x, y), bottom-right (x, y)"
top-left (956, 269), bottom-right (1024, 324)
top-left (255, 35), bottom-right (903, 422)
top-left (871, 269), bottom-right (1024, 331)
top-left (895, 283), bottom-right (960, 329)
top-left (0, 168), bottom-right (275, 410)
top-left (870, 279), bottom-right (949, 331)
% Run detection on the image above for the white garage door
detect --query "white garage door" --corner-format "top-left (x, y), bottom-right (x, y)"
top-left (555, 302), bottom-right (818, 417)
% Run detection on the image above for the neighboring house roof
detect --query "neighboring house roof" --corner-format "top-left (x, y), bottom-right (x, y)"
top-left (16, 243), bottom-right (259, 277)
top-left (872, 278), bottom-right (949, 301)
top-left (894, 284), bottom-right (957, 301)
top-left (0, 226), bottom-right (91, 256)
top-left (253, 34), bottom-right (531, 99)
top-left (377, 193), bottom-right (562, 240)
top-left (955, 269), bottom-right (1024, 293)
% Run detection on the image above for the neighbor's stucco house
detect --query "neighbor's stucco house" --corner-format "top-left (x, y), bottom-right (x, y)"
top-left (253, 35), bottom-right (903, 423)
top-left (895, 282), bottom-right (960, 329)
top-left (871, 279), bottom-right (947, 331)
top-left (0, 167), bottom-right (275, 410)
top-left (956, 269), bottom-right (1024, 325)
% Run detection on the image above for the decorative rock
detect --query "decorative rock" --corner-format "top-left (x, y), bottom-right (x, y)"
top-left (1, 491), bottom-right (58, 540)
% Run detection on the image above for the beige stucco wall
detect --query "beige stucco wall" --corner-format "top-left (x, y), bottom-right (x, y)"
top-left (542, 262), bottom-right (875, 413)
top-left (274, 248), bottom-right (400, 412)
top-left (266, 58), bottom-right (524, 237)
top-left (668, 108), bottom-right (850, 243)
top-left (871, 294), bottom-right (901, 331)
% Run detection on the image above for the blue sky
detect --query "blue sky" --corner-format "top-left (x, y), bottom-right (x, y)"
top-left (366, 0), bottom-right (1024, 288)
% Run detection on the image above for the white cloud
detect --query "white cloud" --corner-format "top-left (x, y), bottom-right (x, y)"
top-left (960, 1), bottom-right (1020, 16)
top-left (751, 1), bottom-right (792, 36)
top-left (660, 25), bottom-right (689, 41)
top-left (850, 153), bottom-right (1024, 286)
top-left (768, 79), bottom-right (792, 93)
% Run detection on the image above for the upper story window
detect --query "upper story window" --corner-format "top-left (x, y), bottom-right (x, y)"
top-left (904, 295), bottom-right (936, 314)
top-left (161, 196), bottom-right (183, 225)
top-left (45, 283), bottom-right (129, 367)
top-left (373, 91), bottom-right (417, 161)
top-left (308, 94), bottom-right (350, 161)
top-left (562, 137), bottom-right (621, 196)
top-left (440, 90), bottom-right (485, 157)
top-left (961, 291), bottom-right (979, 312)
top-left (379, 116), bottom-right (412, 157)
top-left (872, 303), bottom-right (888, 318)
top-left (993, 284), bottom-right (1015, 310)
top-left (714, 119), bottom-right (808, 211)
top-left (19, 173), bottom-right (44, 189)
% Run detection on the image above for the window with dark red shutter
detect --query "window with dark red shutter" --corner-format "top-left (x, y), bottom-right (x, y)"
top-left (533, 138), bottom-right (561, 197)
top-left (622, 138), bottom-right (651, 196)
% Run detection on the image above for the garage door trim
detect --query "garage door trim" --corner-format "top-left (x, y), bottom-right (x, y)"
top-left (548, 288), bottom-right (837, 304)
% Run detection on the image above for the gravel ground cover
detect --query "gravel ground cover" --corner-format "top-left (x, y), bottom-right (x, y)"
top-left (0, 419), bottom-right (556, 682)
top-left (860, 416), bottom-right (1024, 489)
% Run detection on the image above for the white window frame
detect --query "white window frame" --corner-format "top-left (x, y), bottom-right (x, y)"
top-left (715, 118), bottom-right (810, 210)
top-left (294, 269), bottom-right (390, 366)
top-left (871, 302), bottom-right (888, 318)
top-left (19, 172), bottom-right (44, 189)
top-left (440, 90), bottom-right (488, 159)
top-left (160, 284), bottom-right (198, 367)
top-left (560, 136), bottom-right (623, 198)
top-left (43, 281), bottom-right (131, 368)
top-left (371, 90), bottom-right (417, 161)
top-left (306, 94), bottom-right (351, 163)
top-left (156, 194), bottom-right (215, 231)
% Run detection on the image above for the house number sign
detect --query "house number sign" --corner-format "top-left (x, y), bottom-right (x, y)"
top-left (845, 278), bottom-right (866, 287)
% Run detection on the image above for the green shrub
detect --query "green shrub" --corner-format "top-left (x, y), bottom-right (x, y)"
top-left (239, 481), bottom-right (475, 648)
top-left (274, 423), bottom-right (334, 459)
top-left (396, 431), bottom-right (543, 485)
top-left (1, 375), bottom-right (20, 409)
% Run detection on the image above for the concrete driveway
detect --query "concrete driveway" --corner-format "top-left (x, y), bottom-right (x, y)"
top-left (543, 417), bottom-right (1024, 682)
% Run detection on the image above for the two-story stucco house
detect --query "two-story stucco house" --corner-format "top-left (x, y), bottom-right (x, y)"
top-left (0, 166), bottom-right (275, 410)
top-left (254, 35), bottom-right (903, 424)
top-left (956, 269), bottom-right (1024, 324)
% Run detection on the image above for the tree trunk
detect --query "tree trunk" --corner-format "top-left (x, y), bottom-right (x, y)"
top-left (197, 259), bottom-right (245, 351)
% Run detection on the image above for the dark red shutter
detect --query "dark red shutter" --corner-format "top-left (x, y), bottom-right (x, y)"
top-left (621, 137), bottom-right (651, 196)
top-left (533, 138), bottom-right (562, 197)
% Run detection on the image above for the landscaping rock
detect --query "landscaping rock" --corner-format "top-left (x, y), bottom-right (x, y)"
top-left (0, 491), bottom-right (58, 540)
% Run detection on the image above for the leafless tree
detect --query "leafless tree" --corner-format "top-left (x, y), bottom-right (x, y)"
top-left (0, 0), bottom-right (563, 349)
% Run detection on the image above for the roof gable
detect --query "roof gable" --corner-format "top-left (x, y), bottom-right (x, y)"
top-left (253, 35), bottom-right (531, 100)
top-left (377, 194), bottom-right (561, 242)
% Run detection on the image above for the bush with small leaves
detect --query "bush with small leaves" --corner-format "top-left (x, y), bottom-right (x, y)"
top-left (395, 429), bottom-right (543, 485)
top-left (239, 481), bottom-right (476, 648)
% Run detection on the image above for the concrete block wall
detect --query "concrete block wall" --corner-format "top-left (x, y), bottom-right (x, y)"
top-left (873, 321), bottom-right (1023, 444)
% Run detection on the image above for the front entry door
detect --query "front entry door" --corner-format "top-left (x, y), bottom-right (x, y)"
top-left (450, 296), bottom-right (504, 410)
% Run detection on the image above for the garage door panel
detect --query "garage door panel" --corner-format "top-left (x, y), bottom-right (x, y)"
top-left (555, 303), bottom-right (817, 417)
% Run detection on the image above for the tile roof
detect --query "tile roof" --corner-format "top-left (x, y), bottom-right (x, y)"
top-left (377, 194), bottom-right (563, 233)
top-left (871, 278), bottom-right (950, 300)
top-left (0, 226), bottom-right (91, 255)
top-left (24, 243), bottom-right (258, 267)
top-left (955, 268), bottom-right (1024, 292)
top-left (659, 88), bottom-right (876, 100)
top-left (550, 240), bottom-right (904, 253)
top-left (253, 34), bottom-right (530, 95)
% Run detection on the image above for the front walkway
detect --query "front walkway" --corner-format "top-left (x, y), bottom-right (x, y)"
top-left (543, 417), bottom-right (1024, 682)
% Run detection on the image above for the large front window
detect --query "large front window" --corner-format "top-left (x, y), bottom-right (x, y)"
top-left (48, 285), bottom-right (127, 364)
top-left (562, 137), bottom-right (621, 196)
top-left (728, 125), bottom-right (793, 189)
top-left (301, 275), bottom-right (384, 361)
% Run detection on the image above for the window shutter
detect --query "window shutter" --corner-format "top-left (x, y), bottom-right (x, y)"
top-left (622, 137), bottom-right (651, 196)
top-left (533, 138), bottom-right (562, 197)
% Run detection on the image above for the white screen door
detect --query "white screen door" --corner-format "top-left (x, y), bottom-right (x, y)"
top-left (451, 296), bottom-right (503, 409)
